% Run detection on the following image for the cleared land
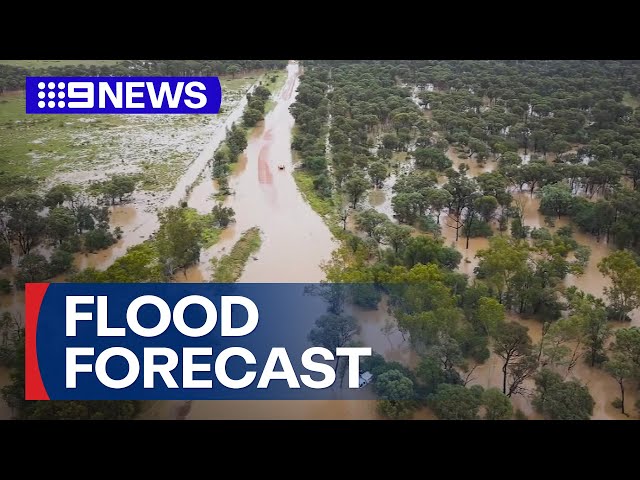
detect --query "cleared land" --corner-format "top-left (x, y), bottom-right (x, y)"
top-left (0, 75), bottom-right (259, 201)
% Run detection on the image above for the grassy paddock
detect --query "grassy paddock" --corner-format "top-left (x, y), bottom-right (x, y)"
top-left (210, 227), bottom-right (262, 282)
top-left (263, 69), bottom-right (288, 113)
top-left (292, 169), bottom-right (334, 217)
top-left (0, 71), bottom-right (260, 197)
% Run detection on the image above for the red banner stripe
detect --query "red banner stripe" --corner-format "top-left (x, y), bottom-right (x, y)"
top-left (25, 283), bottom-right (50, 400)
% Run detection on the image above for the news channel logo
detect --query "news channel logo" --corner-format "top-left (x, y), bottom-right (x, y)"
top-left (25, 77), bottom-right (222, 114)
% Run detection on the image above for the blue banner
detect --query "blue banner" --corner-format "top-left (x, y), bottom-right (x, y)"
top-left (25, 77), bottom-right (222, 114)
top-left (26, 283), bottom-right (377, 400)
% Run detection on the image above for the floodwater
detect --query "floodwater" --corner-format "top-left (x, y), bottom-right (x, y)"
top-left (436, 175), bottom-right (639, 419)
top-left (365, 156), bottom-right (414, 221)
top-left (146, 62), bottom-right (373, 419)
top-left (70, 81), bottom-right (259, 273)
top-left (347, 134), bottom-right (638, 420)
top-left (182, 62), bottom-right (338, 284)
top-left (447, 146), bottom-right (497, 178)
top-left (3, 70), bottom-right (636, 420)
top-left (358, 132), bottom-right (639, 420)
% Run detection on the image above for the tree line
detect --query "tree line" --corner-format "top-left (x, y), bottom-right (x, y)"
top-left (0, 60), bottom-right (288, 93)
top-left (0, 177), bottom-right (137, 291)
top-left (211, 85), bottom-right (274, 195)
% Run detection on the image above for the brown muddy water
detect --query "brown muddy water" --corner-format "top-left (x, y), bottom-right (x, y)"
top-left (2, 69), bottom-right (636, 420)
top-left (145, 62), bottom-right (367, 419)
top-left (182, 62), bottom-right (338, 284)
top-left (70, 81), bottom-right (260, 273)
top-left (361, 141), bottom-right (638, 419)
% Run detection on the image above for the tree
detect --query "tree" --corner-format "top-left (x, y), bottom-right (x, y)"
top-left (598, 250), bottom-right (640, 321)
top-left (533, 370), bottom-right (594, 420)
top-left (44, 183), bottom-right (76, 208)
top-left (402, 235), bottom-right (462, 270)
top-left (561, 287), bottom-right (611, 367)
top-left (605, 327), bottom-right (640, 415)
top-left (14, 253), bottom-right (50, 289)
top-left (343, 170), bottom-right (370, 208)
top-left (226, 64), bottom-right (241, 79)
top-left (46, 207), bottom-right (77, 245)
top-left (605, 358), bottom-right (634, 416)
top-left (392, 192), bottom-right (423, 224)
top-left (49, 248), bottom-right (74, 276)
top-left (3, 193), bottom-right (46, 254)
top-left (429, 333), bottom-right (463, 377)
top-left (531, 368), bottom-right (562, 413)
top-left (83, 228), bottom-right (115, 252)
top-left (475, 297), bottom-right (505, 335)
top-left (368, 161), bottom-right (388, 188)
top-left (0, 242), bottom-right (10, 268)
top-left (382, 133), bottom-right (399, 150)
top-left (375, 369), bottom-right (415, 419)
top-left (381, 223), bottom-right (412, 253)
top-left (549, 139), bottom-right (571, 160)
top-left (482, 387), bottom-right (513, 420)
top-left (538, 183), bottom-right (574, 219)
top-left (74, 205), bottom-right (106, 233)
top-left (89, 175), bottom-right (137, 205)
top-left (242, 107), bottom-right (263, 127)
top-left (226, 123), bottom-right (248, 159)
top-left (429, 384), bottom-right (483, 420)
top-left (424, 188), bottom-right (452, 224)
top-left (252, 85), bottom-right (271, 101)
top-left (110, 174), bottom-right (137, 203)
top-left (1, 333), bottom-right (139, 420)
top-left (443, 174), bottom-right (479, 242)
top-left (414, 147), bottom-right (452, 171)
top-left (476, 236), bottom-right (530, 306)
top-left (211, 204), bottom-right (235, 228)
top-left (498, 151), bottom-right (522, 169)
top-left (492, 322), bottom-right (533, 395)
top-left (155, 206), bottom-right (203, 276)
top-left (474, 195), bottom-right (499, 222)
top-left (505, 354), bottom-right (538, 397)
top-left (308, 313), bottom-right (359, 374)
top-left (380, 318), bottom-right (397, 346)
top-left (416, 356), bottom-right (454, 394)
top-left (355, 209), bottom-right (387, 239)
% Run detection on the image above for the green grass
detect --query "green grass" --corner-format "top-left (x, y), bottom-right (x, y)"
top-left (0, 60), bottom-right (122, 68)
top-left (220, 76), bottom-right (257, 92)
top-left (138, 153), bottom-right (191, 192)
top-left (0, 71), bottom-right (256, 197)
top-left (292, 167), bottom-right (345, 238)
top-left (0, 93), bottom-right (101, 180)
top-left (210, 227), bottom-right (262, 282)
top-left (623, 92), bottom-right (640, 110)
top-left (263, 69), bottom-right (288, 113)
top-left (293, 169), bottom-right (334, 217)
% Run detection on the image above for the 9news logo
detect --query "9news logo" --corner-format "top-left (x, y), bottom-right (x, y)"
top-left (26, 76), bottom-right (222, 114)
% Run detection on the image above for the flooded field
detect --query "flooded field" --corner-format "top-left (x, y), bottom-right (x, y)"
top-left (1, 62), bottom-right (637, 421)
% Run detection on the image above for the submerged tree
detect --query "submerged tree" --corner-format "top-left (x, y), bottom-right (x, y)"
top-left (308, 313), bottom-right (359, 375)
top-left (598, 250), bottom-right (640, 321)
top-left (492, 321), bottom-right (533, 396)
top-left (605, 327), bottom-right (640, 416)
